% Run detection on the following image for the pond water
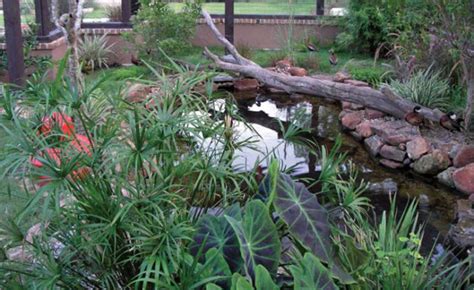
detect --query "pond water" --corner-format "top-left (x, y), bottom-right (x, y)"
top-left (229, 91), bottom-right (461, 250)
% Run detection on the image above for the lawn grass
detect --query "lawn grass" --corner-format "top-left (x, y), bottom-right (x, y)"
top-left (169, 1), bottom-right (315, 15)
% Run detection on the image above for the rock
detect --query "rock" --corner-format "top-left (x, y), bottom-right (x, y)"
top-left (448, 199), bottom-right (474, 249)
top-left (419, 194), bottom-right (430, 207)
top-left (288, 67), bottom-right (308, 77)
top-left (349, 131), bottom-right (363, 141)
top-left (398, 143), bottom-right (406, 151)
top-left (275, 59), bottom-right (292, 70)
top-left (364, 135), bottom-right (384, 157)
top-left (469, 194), bottom-right (474, 202)
top-left (437, 167), bottom-right (456, 188)
top-left (449, 143), bottom-right (463, 160)
top-left (234, 78), bottom-right (259, 91)
top-left (368, 178), bottom-right (398, 194)
top-left (341, 101), bottom-right (364, 110)
top-left (406, 137), bottom-right (431, 160)
top-left (344, 79), bottom-right (370, 87)
top-left (364, 109), bottom-right (385, 120)
top-left (341, 111), bottom-right (364, 130)
top-left (126, 83), bottom-right (153, 103)
top-left (338, 109), bottom-right (352, 120)
top-left (403, 158), bottom-right (412, 166)
top-left (380, 145), bottom-right (406, 162)
top-left (25, 222), bottom-right (49, 243)
top-left (453, 146), bottom-right (474, 168)
top-left (370, 120), bottom-right (420, 146)
top-left (355, 121), bottom-right (373, 138)
top-left (380, 158), bottom-right (404, 169)
top-left (213, 74), bottom-right (235, 83)
top-left (413, 149), bottom-right (451, 175)
top-left (334, 71), bottom-right (351, 83)
top-left (453, 163), bottom-right (474, 194)
top-left (6, 246), bottom-right (33, 262)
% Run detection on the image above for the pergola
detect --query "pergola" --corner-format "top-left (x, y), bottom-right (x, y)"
top-left (2, 0), bottom-right (326, 87)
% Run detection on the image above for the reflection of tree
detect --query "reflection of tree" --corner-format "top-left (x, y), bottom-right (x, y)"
top-left (287, 102), bottom-right (313, 129)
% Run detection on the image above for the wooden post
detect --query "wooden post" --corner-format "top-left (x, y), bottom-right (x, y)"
top-left (316, 0), bottom-right (324, 16)
top-left (35, 0), bottom-right (52, 37)
top-left (3, 0), bottom-right (25, 86)
top-left (122, 0), bottom-right (132, 22)
top-left (224, 0), bottom-right (234, 54)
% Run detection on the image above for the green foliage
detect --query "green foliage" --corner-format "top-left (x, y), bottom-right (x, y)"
top-left (126, 0), bottom-right (201, 62)
top-left (226, 200), bottom-right (281, 280)
top-left (79, 34), bottom-right (114, 72)
top-left (339, 0), bottom-right (434, 54)
top-left (290, 253), bottom-right (338, 290)
top-left (347, 65), bottom-right (389, 88)
top-left (389, 66), bottom-right (451, 110)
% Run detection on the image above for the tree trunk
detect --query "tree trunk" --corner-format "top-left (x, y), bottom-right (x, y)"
top-left (200, 10), bottom-right (444, 123)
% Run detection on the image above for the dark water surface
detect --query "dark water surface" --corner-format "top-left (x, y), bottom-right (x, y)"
top-left (230, 91), bottom-right (461, 248)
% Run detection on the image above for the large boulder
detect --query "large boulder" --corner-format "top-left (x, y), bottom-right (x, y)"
top-left (370, 120), bottom-right (420, 146)
top-left (406, 137), bottom-right (431, 160)
top-left (453, 163), bottom-right (474, 194)
top-left (341, 111), bottom-right (364, 130)
top-left (380, 145), bottom-right (406, 162)
top-left (412, 149), bottom-right (451, 175)
top-left (453, 146), bottom-right (474, 168)
top-left (364, 135), bottom-right (384, 157)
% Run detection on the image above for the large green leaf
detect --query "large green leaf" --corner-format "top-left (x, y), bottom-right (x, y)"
top-left (225, 200), bottom-right (281, 280)
top-left (191, 205), bottom-right (242, 272)
top-left (230, 273), bottom-right (254, 290)
top-left (255, 265), bottom-right (279, 290)
top-left (290, 253), bottom-right (338, 290)
top-left (272, 173), bottom-right (332, 262)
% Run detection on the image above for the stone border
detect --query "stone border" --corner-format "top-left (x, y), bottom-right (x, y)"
top-left (339, 101), bottom-right (474, 196)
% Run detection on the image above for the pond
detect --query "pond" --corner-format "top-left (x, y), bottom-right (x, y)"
top-left (228, 90), bottom-right (460, 251)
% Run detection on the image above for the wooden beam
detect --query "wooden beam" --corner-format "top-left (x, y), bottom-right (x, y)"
top-left (316, 0), bottom-right (325, 16)
top-left (3, 0), bottom-right (25, 86)
top-left (122, 0), bottom-right (132, 22)
top-left (35, 0), bottom-right (52, 36)
top-left (224, 0), bottom-right (234, 49)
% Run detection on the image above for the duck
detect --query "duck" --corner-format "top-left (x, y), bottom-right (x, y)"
top-left (440, 112), bottom-right (462, 132)
top-left (456, 117), bottom-right (465, 131)
top-left (404, 106), bottom-right (424, 126)
top-left (306, 42), bottom-right (317, 52)
top-left (329, 49), bottom-right (338, 66)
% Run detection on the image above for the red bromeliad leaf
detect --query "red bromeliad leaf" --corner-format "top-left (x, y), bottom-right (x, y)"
top-left (38, 112), bottom-right (75, 137)
top-left (69, 134), bottom-right (92, 156)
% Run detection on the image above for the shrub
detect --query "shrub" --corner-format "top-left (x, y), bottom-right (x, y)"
top-left (125, 0), bottom-right (201, 61)
top-left (389, 66), bottom-right (451, 110)
top-left (348, 66), bottom-right (389, 87)
top-left (339, 0), bottom-right (434, 54)
top-left (79, 34), bottom-right (114, 72)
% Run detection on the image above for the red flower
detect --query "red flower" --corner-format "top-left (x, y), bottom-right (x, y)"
top-left (38, 112), bottom-right (75, 137)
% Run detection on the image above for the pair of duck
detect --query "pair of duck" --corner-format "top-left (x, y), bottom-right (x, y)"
top-left (306, 43), bottom-right (337, 66)
top-left (405, 106), bottom-right (464, 131)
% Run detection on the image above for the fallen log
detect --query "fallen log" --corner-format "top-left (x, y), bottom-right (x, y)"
top-left (200, 10), bottom-right (444, 123)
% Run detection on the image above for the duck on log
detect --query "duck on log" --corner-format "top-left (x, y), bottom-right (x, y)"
top-left (200, 10), bottom-right (444, 123)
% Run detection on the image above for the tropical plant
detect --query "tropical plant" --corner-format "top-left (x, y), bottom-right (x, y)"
top-left (389, 66), bottom-right (451, 110)
top-left (78, 33), bottom-right (115, 72)
top-left (125, 0), bottom-right (201, 61)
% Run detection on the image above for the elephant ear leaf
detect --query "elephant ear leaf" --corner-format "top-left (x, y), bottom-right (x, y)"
top-left (198, 248), bottom-right (232, 288)
top-left (273, 173), bottom-right (332, 262)
top-left (231, 273), bottom-right (254, 290)
top-left (225, 200), bottom-right (281, 280)
top-left (191, 204), bottom-right (242, 272)
top-left (206, 283), bottom-right (223, 290)
top-left (290, 253), bottom-right (338, 290)
top-left (255, 265), bottom-right (279, 290)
